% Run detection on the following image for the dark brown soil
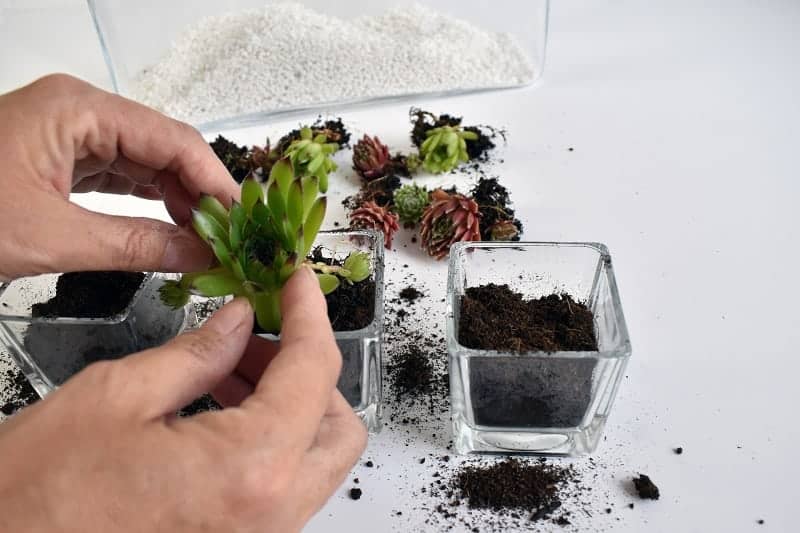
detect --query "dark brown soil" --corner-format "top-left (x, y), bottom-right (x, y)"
top-left (674, 447), bottom-right (684, 455)
top-left (342, 175), bottom-right (402, 210)
top-left (349, 488), bottom-right (363, 500)
top-left (0, 368), bottom-right (39, 416)
top-left (452, 459), bottom-right (576, 522)
top-left (31, 272), bottom-right (146, 319)
top-left (179, 394), bottom-right (221, 416)
top-left (458, 284), bottom-right (597, 353)
top-left (386, 344), bottom-right (433, 397)
top-left (210, 135), bottom-right (250, 183)
top-left (398, 286), bottom-right (423, 303)
top-left (633, 474), bottom-right (660, 500)
top-left (470, 177), bottom-right (523, 242)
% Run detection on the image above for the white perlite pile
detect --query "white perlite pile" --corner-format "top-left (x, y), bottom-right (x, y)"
top-left (131, 2), bottom-right (535, 125)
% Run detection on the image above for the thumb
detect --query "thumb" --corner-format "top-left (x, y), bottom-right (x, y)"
top-left (41, 201), bottom-right (214, 274)
top-left (120, 298), bottom-right (253, 418)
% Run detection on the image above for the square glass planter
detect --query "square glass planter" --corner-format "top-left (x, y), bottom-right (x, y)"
top-left (447, 242), bottom-right (631, 456)
top-left (0, 273), bottom-right (195, 398)
top-left (87, 0), bottom-right (549, 130)
top-left (255, 229), bottom-right (384, 433)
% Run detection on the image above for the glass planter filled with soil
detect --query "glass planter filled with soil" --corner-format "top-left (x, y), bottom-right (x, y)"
top-left (447, 242), bottom-right (631, 456)
top-left (0, 272), bottom-right (196, 397)
top-left (254, 229), bottom-right (385, 433)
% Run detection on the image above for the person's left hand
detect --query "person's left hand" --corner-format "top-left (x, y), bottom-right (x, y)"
top-left (0, 74), bottom-right (239, 282)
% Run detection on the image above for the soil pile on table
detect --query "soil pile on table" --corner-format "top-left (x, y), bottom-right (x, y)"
top-left (0, 368), bottom-right (39, 416)
top-left (633, 474), bottom-right (660, 500)
top-left (31, 272), bottom-right (146, 319)
top-left (458, 284), bottom-right (597, 352)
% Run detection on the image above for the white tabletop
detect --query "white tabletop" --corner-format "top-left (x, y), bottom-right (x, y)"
top-left (2, 1), bottom-right (799, 532)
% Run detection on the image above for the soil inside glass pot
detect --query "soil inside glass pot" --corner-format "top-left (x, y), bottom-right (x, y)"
top-left (23, 273), bottom-right (185, 387)
top-left (31, 271), bottom-right (145, 319)
top-left (458, 284), bottom-right (598, 428)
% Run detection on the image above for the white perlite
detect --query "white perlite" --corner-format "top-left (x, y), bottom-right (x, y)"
top-left (131, 2), bottom-right (535, 125)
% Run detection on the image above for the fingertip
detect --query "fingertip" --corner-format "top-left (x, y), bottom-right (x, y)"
top-left (204, 297), bottom-right (253, 335)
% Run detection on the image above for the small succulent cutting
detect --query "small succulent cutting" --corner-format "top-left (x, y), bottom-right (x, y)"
top-left (350, 201), bottom-right (400, 249)
top-left (392, 183), bottom-right (430, 226)
top-left (419, 189), bottom-right (482, 259)
top-left (353, 135), bottom-right (391, 181)
top-left (160, 129), bottom-right (370, 333)
top-left (420, 125), bottom-right (479, 174)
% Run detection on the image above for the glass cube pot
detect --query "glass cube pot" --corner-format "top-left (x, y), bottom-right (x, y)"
top-left (447, 242), bottom-right (631, 456)
top-left (255, 229), bottom-right (384, 433)
top-left (0, 273), bottom-right (195, 397)
top-left (87, 0), bottom-right (549, 130)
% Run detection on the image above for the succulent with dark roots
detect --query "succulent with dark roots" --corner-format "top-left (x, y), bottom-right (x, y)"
top-left (469, 177), bottom-right (523, 241)
top-left (283, 127), bottom-right (338, 193)
top-left (393, 183), bottom-right (430, 226)
top-left (419, 189), bottom-right (481, 259)
top-left (353, 135), bottom-right (391, 181)
top-left (350, 201), bottom-right (400, 249)
top-left (420, 126), bottom-right (478, 174)
top-left (487, 219), bottom-right (520, 241)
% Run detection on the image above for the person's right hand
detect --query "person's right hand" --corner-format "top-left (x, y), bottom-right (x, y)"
top-left (0, 268), bottom-right (367, 532)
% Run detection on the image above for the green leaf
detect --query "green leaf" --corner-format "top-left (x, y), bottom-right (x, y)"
top-left (207, 237), bottom-right (233, 270)
top-left (317, 273), bottom-right (340, 295)
top-left (301, 176), bottom-right (319, 219)
top-left (461, 130), bottom-right (479, 141)
top-left (251, 201), bottom-right (271, 228)
top-left (198, 194), bottom-right (229, 228)
top-left (241, 176), bottom-right (263, 216)
top-left (283, 216), bottom-right (297, 252)
top-left (266, 180), bottom-right (285, 222)
top-left (188, 271), bottom-right (242, 297)
top-left (313, 133), bottom-right (327, 144)
top-left (270, 158), bottom-right (294, 199)
top-left (254, 291), bottom-right (282, 334)
top-left (318, 172), bottom-right (329, 194)
top-left (343, 251), bottom-right (371, 283)
top-left (192, 209), bottom-right (229, 248)
top-left (287, 179), bottom-right (303, 230)
top-left (229, 201), bottom-right (246, 251)
top-left (307, 153), bottom-right (324, 174)
top-left (303, 197), bottom-right (326, 256)
top-left (300, 127), bottom-right (313, 141)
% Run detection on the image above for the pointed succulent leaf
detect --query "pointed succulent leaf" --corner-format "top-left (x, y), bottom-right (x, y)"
top-left (313, 133), bottom-right (327, 144)
top-left (307, 153), bottom-right (324, 174)
top-left (300, 127), bottom-right (313, 141)
top-left (303, 197), bottom-right (326, 256)
top-left (317, 273), bottom-right (340, 295)
top-left (270, 158), bottom-right (294, 199)
top-left (198, 194), bottom-right (229, 228)
top-left (251, 201), bottom-right (271, 228)
top-left (188, 272), bottom-right (243, 297)
top-left (301, 176), bottom-right (319, 219)
top-left (229, 201), bottom-right (247, 251)
top-left (207, 237), bottom-right (234, 271)
top-left (266, 180), bottom-right (285, 222)
top-left (282, 216), bottom-right (297, 253)
top-left (241, 176), bottom-right (263, 216)
top-left (287, 179), bottom-right (303, 230)
top-left (462, 130), bottom-right (479, 141)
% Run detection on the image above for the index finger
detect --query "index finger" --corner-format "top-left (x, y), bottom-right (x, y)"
top-left (77, 80), bottom-right (239, 206)
top-left (240, 267), bottom-right (343, 448)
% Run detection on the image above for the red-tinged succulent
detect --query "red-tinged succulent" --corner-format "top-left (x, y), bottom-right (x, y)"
top-left (353, 135), bottom-right (391, 181)
top-left (419, 189), bottom-right (481, 259)
top-left (487, 219), bottom-right (520, 241)
top-left (350, 201), bottom-right (400, 249)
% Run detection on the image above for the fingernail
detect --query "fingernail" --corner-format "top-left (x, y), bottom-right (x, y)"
top-left (207, 298), bottom-right (251, 334)
top-left (162, 229), bottom-right (213, 272)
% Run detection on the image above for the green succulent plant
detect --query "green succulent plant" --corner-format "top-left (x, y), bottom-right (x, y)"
top-left (159, 147), bottom-right (370, 333)
top-left (283, 127), bottom-right (339, 193)
top-left (419, 125), bottom-right (478, 174)
top-left (392, 183), bottom-right (430, 225)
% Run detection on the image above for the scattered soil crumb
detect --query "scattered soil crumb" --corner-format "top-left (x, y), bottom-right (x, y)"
top-left (633, 474), bottom-right (660, 500)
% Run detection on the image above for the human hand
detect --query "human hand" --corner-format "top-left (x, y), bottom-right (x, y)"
top-left (0, 74), bottom-right (239, 282)
top-left (0, 268), bottom-right (366, 532)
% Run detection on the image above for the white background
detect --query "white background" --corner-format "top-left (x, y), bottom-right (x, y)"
top-left (1, 1), bottom-right (799, 531)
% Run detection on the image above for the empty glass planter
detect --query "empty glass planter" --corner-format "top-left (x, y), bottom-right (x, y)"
top-left (87, 0), bottom-right (549, 129)
top-left (255, 229), bottom-right (384, 433)
top-left (0, 273), bottom-right (195, 397)
top-left (447, 242), bottom-right (631, 456)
